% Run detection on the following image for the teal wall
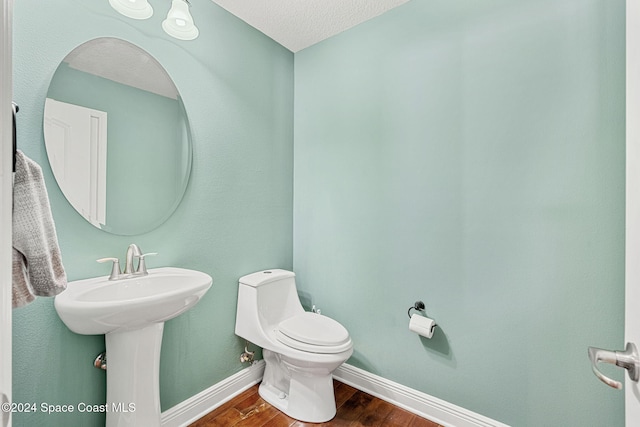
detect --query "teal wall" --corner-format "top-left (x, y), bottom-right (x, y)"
top-left (293, 0), bottom-right (625, 426)
top-left (13, 0), bottom-right (626, 426)
top-left (47, 63), bottom-right (187, 235)
top-left (12, 0), bottom-right (293, 425)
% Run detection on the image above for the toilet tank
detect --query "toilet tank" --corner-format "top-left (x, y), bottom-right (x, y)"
top-left (235, 269), bottom-right (305, 344)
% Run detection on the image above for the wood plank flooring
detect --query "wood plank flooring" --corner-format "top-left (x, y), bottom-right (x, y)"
top-left (189, 380), bottom-right (442, 427)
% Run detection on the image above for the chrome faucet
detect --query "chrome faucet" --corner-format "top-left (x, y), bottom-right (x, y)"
top-left (97, 244), bottom-right (157, 280)
top-left (124, 244), bottom-right (142, 275)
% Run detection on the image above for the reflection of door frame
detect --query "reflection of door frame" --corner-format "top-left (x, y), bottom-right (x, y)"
top-left (0, 0), bottom-right (12, 426)
top-left (627, 0), bottom-right (640, 424)
top-left (44, 98), bottom-right (108, 227)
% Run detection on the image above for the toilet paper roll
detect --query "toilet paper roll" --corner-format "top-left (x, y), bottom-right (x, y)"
top-left (409, 314), bottom-right (436, 339)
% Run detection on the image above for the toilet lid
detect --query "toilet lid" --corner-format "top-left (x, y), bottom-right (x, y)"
top-left (276, 312), bottom-right (352, 354)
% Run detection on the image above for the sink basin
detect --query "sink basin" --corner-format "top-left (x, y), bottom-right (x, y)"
top-left (55, 267), bottom-right (212, 334)
top-left (54, 266), bottom-right (212, 427)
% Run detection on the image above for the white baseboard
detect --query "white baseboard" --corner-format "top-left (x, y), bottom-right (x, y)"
top-left (333, 364), bottom-right (510, 427)
top-left (161, 360), bottom-right (265, 427)
top-left (161, 360), bottom-right (508, 427)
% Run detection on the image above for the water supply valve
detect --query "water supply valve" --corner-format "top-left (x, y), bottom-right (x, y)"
top-left (94, 351), bottom-right (107, 370)
top-left (240, 341), bottom-right (255, 365)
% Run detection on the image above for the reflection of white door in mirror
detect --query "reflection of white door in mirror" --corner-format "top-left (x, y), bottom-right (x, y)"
top-left (44, 98), bottom-right (107, 227)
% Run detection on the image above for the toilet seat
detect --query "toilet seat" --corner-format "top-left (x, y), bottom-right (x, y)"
top-left (276, 312), bottom-right (352, 354)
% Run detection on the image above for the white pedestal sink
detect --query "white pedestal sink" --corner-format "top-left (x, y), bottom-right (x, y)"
top-left (54, 267), bottom-right (212, 427)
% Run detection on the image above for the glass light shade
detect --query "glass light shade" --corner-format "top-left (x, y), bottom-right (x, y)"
top-left (108, 0), bottom-right (153, 20)
top-left (162, 0), bottom-right (199, 40)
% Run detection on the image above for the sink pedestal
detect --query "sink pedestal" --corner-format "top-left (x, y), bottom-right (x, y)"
top-left (105, 323), bottom-right (164, 427)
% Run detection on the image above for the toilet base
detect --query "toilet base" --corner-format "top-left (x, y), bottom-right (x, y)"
top-left (259, 349), bottom-right (340, 423)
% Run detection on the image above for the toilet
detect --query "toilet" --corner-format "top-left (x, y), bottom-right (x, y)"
top-left (235, 269), bottom-right (353, 423)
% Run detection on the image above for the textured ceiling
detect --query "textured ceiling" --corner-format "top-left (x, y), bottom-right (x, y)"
top-left (64, 38), bottom-right (178, 99)
top-left (209, 0), bottom-right (410, 52)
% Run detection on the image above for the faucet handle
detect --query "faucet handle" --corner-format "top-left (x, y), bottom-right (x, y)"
top-left (136, 252), bottom-right (157, 275)
top-left (97, 257), bottom-right (121, 280)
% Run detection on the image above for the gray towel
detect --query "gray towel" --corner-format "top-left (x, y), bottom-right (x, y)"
top-left (12, 150), bottom-right (67, 308)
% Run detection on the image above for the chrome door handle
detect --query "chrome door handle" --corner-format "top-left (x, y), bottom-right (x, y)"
top-left (588, 342), bottom-right (640, 389)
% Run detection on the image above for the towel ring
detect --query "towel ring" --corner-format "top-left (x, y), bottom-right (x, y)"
top-left (12, 102), bottom-right (19, 173)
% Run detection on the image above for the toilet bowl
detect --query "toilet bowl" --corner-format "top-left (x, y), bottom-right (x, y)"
top-left (235, 269), bottom-right (353, 423)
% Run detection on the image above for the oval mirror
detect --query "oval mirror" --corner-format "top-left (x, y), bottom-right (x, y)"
top-left (44, 37), bottom-right (191, 235)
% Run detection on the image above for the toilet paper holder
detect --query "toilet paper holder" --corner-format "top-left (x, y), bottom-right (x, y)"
top-left (407, 300), bottom-right (437, 338)
top-left (407, 301), bottom-right (426, 318)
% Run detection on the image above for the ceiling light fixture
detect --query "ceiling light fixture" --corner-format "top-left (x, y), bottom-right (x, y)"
top-left (108, 0), bottom-right (153, 20)
top-left (108, 0), bottom-right (199, 41)
top-left (162, 0), bottom-right (199, 41)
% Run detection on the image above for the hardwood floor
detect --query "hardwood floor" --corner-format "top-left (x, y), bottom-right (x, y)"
top-left (189, 380), bottom-right (442, 427)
